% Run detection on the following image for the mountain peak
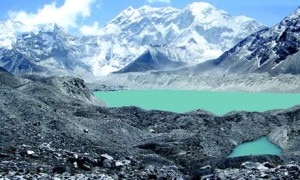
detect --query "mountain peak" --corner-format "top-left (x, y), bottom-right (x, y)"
top-left (136, 5), bottom-right (158, 13)
top-left (277, 7), bottom-right (300, 28)
top-left (287, 7), bottom-right (300, 19)
top-left (125, 6), bottom-right (134, 11)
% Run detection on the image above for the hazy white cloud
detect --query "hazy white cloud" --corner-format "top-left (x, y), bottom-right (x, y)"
top-left (146, 0), bottom-right (171, 4)
top-left (8, 0), bottom-right (95, 30)
top-left (80, 22), bottom-right (121, 36)
top-left (80, 22), bottom-right (103, 35)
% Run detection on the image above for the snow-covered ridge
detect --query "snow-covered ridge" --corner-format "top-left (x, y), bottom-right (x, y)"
top-left (0, 2), bottom-right (265, 77)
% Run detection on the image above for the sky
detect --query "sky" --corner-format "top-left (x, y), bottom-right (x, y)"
top-left (0, 0), bottom-right (299, 35)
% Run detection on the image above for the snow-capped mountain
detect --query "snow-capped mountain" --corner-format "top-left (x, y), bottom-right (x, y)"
top-left (0, 22), bottom-right (94, 77)
top-left (90, 2), bottom-right (264, 74)
top-left (0, 2), bottom-right (265, 77)
top-left (115, 46), bottom-right (186, 73)
top-left (193, 7), bottom-right (300, 75)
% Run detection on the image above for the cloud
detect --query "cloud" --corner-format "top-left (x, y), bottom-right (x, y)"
top-left (80, 22), bottom-right (121, 36)
top-left (80, 22), bottom-right (103, 35)
top-left (8, 0), bottom-right (95, 31)
top-left (146, 0), bottom-right (171, 4)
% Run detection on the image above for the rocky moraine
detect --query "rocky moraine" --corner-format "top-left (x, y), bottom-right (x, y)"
top-left (0, 69), bottom-right (299, 179)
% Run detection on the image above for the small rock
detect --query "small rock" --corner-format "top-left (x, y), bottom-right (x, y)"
top-left (38, 167), bottom-right (44, 173)
top-left (178, 150), bottom-right (187, 155)
top-left (101, 154), bottom-right (114, 160)
top-left (149, 129), bottom-right (155, 133)
top-left (74, 162), bottom-right (78, 168)
top-left (263, 162), bottom-right (275, 168)
top-left (8, 171), bottom-right (16, 176)
top-left (260, 173), bottom-right (270, 179)
top-left (200, 165), bottom-right (212, 170)
top-left (84, 128), bottom-right (89, 133)
top-left (74, 154), bottom-right (79, 159)
top-left (123, 159), bottom-right (131, 165)
top-left (115, 161), bottom-right (124, 167)
top-left (32, 122), bottom-right (40, 126)
top-left (27, 150), bottom-right (35, 155)
top-left (287, 165), bottom-right (299, 172)
top-left (81, 164), bottom-right (92, 171)
top-left (103, 159), bottom-right (112, 168)
top-left (62, 172), bottom-right (71, 177)
top-left (201, 174), bottom-right (214, 180)
top-left (55, 153), bottom-right (62, 159)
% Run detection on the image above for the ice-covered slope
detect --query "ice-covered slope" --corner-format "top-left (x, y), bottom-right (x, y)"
top-left (193, 7), bottom-right (300, 75)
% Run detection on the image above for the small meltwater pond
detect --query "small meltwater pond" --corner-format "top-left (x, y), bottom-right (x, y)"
top-left (228, 137), bottom-right (282, 157)
top-left (94, 90), bottom-right (292, 157)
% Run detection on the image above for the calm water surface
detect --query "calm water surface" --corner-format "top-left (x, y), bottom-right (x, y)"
top-left (228, 137), bottom-right (282, 157)
top-left (94, 90), bottom-right (300, 115)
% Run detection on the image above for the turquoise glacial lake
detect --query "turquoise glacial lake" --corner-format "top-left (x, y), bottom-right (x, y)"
top-left (94, 90), bottom-right (288, 157)
top-left (94, 90), bottom-right (300, 116)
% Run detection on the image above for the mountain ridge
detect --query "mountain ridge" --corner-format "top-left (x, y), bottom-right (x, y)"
top-left (0, 2), bottom-right (265, 77)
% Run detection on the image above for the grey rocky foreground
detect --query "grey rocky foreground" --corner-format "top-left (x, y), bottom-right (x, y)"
top-left (0, 71), bottom-right (299, 179)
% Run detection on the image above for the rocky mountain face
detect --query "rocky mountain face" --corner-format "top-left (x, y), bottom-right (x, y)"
top-left (0, 2), bottom-right (264, 77)
top-left (114, 47), bottom-right (186, 73)
top-left (192, 7), bottom-right (300, 75)
top-left (0, 71), bottom-right (299, 178)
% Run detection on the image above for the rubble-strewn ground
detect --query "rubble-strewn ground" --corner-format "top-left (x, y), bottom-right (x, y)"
top-left (0, 70), bottom-right (299, 179)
